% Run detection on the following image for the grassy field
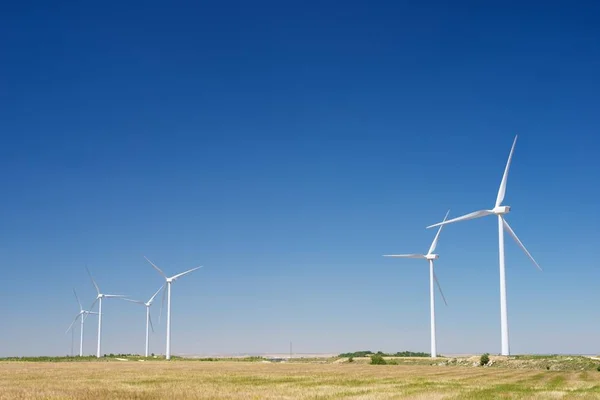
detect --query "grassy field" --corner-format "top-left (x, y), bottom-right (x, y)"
top-left (1, 360), bottom-right (600, 399)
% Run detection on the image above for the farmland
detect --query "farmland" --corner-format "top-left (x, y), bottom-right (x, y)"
top-left (1, 356), bottom-right (600, 399)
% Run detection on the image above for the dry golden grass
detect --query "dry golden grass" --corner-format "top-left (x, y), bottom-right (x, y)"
top-left (1, 361), bottom-right (599, 399)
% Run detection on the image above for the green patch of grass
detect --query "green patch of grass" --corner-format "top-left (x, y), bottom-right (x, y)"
top-left (314, 389), bottom-right (374, 399)
top-left (399, 379), bottom-right (462, 396)
top-left (455, 383), bottom-right (536, 399)
top-left (546, 375), bottom-right (566, 389)
top-left (512, 354), bottom-right (559, 359)
top-left (571, 385), bottom-right (600, 394)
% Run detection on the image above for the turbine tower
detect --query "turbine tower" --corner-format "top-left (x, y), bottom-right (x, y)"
top-left (144, 256), bottom-right (202, 360)
top-left (124, 285), bottom-right (164, 357)
top-left (383, 210), bottom-right (450, 358)
top-left (427, 135), bottom-right (541, 356)
top-left (86, 268), bottom-right (126, 358)
top-left (65, 288), bottom-right (97, 357)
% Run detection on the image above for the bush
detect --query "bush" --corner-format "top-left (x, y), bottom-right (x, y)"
top-left (393, 351), bottom-right (430, 357)
top-left (348, 357), bottom-right (354, 363)
top-left (597, 365), bottom-right (600, 372)
top-left (480, 353), bottom-right (490, 366)
top-left (339, 351), bottom-right (372, 358)
top-left (370, 354), bottom-right (387, 365)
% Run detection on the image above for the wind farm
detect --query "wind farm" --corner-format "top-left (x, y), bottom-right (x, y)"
top-left (0, 134), bottom-right (589, 400)
top-left (1, 142), bottom-right (596, 399)
top-left (3, 1), bottom-right (600, 398)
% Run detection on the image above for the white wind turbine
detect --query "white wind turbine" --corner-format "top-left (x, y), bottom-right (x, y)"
top-left (65, 288), bottom-right (98, 357)
top-left (85, 268), bottom-right (127, 358)
top-left (144, 256), bottom-right (202, 360)
top-left (383, 210), bottom-right (450, 358)
top-left (124, 285), bottom-right (164, 357)
top-left (427, 135), bottom-right (541, 356)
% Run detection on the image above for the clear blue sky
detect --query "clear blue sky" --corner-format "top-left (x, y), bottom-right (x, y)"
top-left (1, 1), bottom-right (599, 357)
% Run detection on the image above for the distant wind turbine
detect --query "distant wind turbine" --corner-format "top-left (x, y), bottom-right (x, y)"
top-left (85, 268), bottom-right (127, 358)
top-left (383, 210), bottom-right (450, 358)
top-left (144, 256), bottom-right (202, 360)
top-left (427, 135), bottom-right (541, 356)
top-left (65, 288), bottom-right (97, 357)
top-left (124, 285), bottom-right (164, 357)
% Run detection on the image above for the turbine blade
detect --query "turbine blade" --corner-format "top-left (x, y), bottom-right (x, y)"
top-left (144, 256), bottom-right (167, 279)
top-left (382, 254), bottom-right (426, 259)
top-left (171, 266), bottom-right (202, 281)
top-left (86, 267), bottom-right (101, 295)
top-left (495, 135), bottom-right (518, 207)
top-left (502, 218), bottom-right (542, 271)
top-left (149, 312), bottom-right (155, 333)
top-left (73, 288), bottom-right (83, 310)
top-left (104, 294), bottom-right (127, 298)
top-left (427, 209), bottom-right (450, 255)
top-left (427, 210), bottom-right (494, 229)
top-left (147, 285), bottom-right (164, 305)
top-left (433, 270), bottom-right (448, 306)
top-left (83, 298), bottom-right (99, 322)
top-left (123, 298), bottom-right (145, 305)
top-left (65, 314), bottom-right (81, 334)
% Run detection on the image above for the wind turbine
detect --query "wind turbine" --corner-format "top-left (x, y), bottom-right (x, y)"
top-left (144, 256), bottom-right (202, 360)
top-left (427, 135), bottom-right (541, 356)
top-left (124, 285), bottom-right (164, 357)
top-left (66, 289), bottom-right (98, 357)
top-left (383, 210), bottom-right (450, 358)
top-left (85, 268), bottom-right (127, 358)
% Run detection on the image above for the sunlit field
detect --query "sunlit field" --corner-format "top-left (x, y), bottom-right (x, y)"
top-left (2, 357), bottom-right (600, 399)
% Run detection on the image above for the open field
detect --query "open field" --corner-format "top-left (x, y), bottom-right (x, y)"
top-left (1, 359), bottom-right (600, 399)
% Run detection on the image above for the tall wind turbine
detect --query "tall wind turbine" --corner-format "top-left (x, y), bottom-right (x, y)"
top-left (65, 288), bottom-right (97, 357)
top-left (427, 135), bottom-right (541, 356)
top-left (144, 256), bottom-right (202, 360)
top-left (86, 268), bottom-right (126, 358)
top-left (124, 285), bottom-right (164, 357)
top-left (383, 210), bottom-right (450, 358)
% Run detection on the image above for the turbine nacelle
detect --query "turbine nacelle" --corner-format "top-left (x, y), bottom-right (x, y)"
top-left (493, 206), bottom-right (511, 215)
top-left (425, 254), bottom-right (439, 260)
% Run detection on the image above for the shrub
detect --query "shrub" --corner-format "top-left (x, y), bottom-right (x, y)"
top-left (339, 351), bottom-right (372, 358)
top-left (370, 354), bottom-right (387, 365)
top-left (348, 357), bottom-right (354, 363)
top-left (393, 351), bottom-right (430, 357)
top-left (480, 353), bottom-right (490, 366)
top-left (597, 365), bottom-right (600, 372)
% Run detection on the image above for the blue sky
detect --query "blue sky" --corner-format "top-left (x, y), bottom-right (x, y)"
top-left (1, 1), bottom-right (599, 357)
